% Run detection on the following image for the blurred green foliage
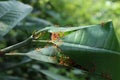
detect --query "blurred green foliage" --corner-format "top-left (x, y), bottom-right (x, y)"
top-left (20, 0), bottom-right (120, 27)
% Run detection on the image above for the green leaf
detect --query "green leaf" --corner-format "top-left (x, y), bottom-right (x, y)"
top-left (6, 46), bottom-right (58, 63)
top-left (32, 65), bottom-right (72, 80)
top-left (37, 70), bottom-right (71, 80)
top-left (0, 1), bottom-right (32, 37)
top-left (16, 17), bottom-right (53, 34)
top-left (54, 21), bottom-right (120, 80)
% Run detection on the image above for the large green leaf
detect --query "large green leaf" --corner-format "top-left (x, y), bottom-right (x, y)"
top-left (6, 21), bottom-right (120, 79)
top-left (53, 21), bottom-right (120, 80)
top-left (0, 1), bottom-right (32, 37)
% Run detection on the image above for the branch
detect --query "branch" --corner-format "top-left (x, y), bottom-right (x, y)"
top-left (0, 36), bottom-right (33, 54)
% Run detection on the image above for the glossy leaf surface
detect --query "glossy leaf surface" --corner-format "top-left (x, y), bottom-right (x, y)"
top-left (0, 1), bottom-right (32, 37)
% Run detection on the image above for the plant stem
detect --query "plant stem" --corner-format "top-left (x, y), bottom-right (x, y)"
top-left (32, 40), bottom-right (52, 43)
top-left (0, 36), bottom-right (33, 54)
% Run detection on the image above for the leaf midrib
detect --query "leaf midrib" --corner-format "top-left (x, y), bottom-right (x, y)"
top-left (59, 42), bottom-right (120, 55)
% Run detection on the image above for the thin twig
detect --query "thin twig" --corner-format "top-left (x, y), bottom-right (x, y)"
top-left (32, 40), bottom-right (52, 43)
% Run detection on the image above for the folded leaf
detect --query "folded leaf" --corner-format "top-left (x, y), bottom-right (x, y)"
top-left (54, 21), bottom-right (120, 80)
